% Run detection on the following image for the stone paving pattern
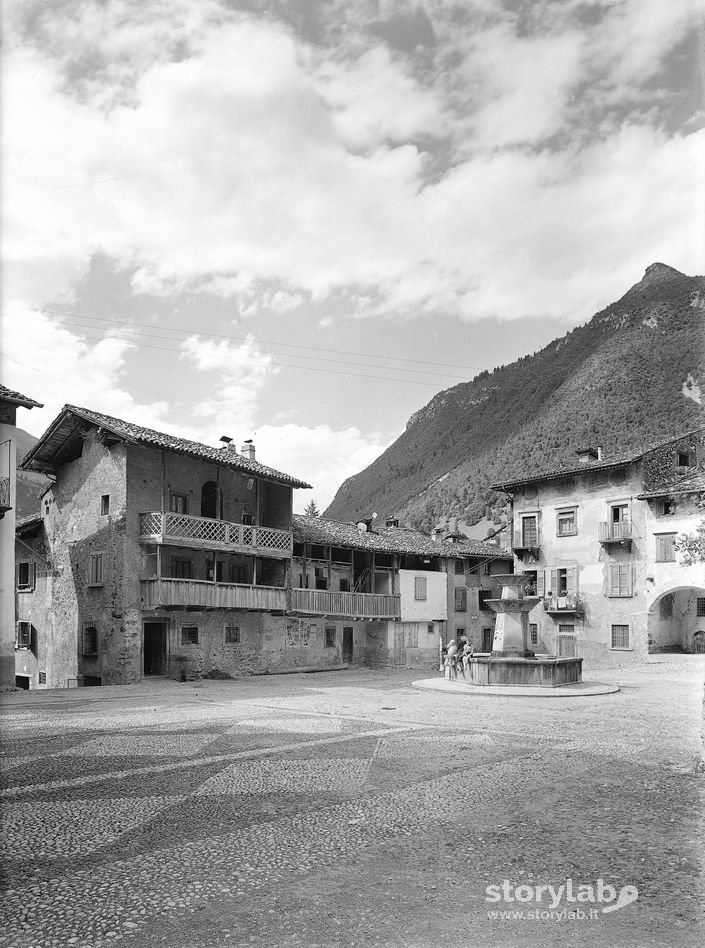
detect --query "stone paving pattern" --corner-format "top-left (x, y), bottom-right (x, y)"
top-left (1, 658), bottom-right (703, 948)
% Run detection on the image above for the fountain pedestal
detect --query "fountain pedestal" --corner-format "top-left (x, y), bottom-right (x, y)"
top-left (467, 573), bottom-right (583, 688)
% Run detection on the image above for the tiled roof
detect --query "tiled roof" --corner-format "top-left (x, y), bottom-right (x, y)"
top-left (15, 514), bottom-right (43, 534)
top-left (293, 515), bottom-right (511, 558)
top-left (21, 405), bottom-right (312, 488)
top-left (491, 426), bottom-right (705, 491)
top-left (0, 384), bottom-right (43, 408)
top-left (637, 471), bottom-right (705, 499)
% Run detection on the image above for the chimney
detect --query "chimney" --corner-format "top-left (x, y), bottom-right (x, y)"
top-left (385, 517), bottom-right (399, 528)
top-left (241, 440), bottom-right (256, 461)
top-left (575, 447), bottom-right (599, 464)
top-left (597, 446), bottom-right (604, 461)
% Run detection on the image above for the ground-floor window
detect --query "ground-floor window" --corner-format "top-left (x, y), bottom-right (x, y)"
top-left (611, 624), bottom-right (631, 650)
top-left (181, 626), bottom-right (199, 645)
top-left (325, 626), bottom-right (336, 648)
top-left (224, 625), bottom-right (240, 644)
top-left (697, 598), bottom-right (705, 618)
top-left (558, 624), bottom-right (576, 657)
top-left (482, 628), bottom-right (493, 651)
top-left (529, 623), bottom-right (538, 645)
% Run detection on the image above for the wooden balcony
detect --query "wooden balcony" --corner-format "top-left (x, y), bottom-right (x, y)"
top-left (544, 594), bottom-right (584, 615)
top-left (290, 588), bottom-right (400, 619)
top-left (598, 521), bottom-right (632, 549)
top-left (513, 530), bottom-right (541, 557)
top-left (139, 512), bottom-right (292, 559)
top-left (140, 578), bottom-right (287, 611)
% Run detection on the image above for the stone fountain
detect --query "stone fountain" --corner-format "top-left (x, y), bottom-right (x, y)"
top-left (467, 574), bottom-right (583, 688)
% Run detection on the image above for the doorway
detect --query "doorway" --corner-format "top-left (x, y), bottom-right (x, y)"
top-left (342, 627), bottom-right (353, 664)
top-left (144, 621), bottom-right (167, 676)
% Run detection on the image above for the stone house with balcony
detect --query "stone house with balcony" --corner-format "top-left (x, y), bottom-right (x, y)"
top-left (491, 428), bottom-right (705, 662)
top-left (290, 515), bottom-right (512, 668)
top-left (18, 405), bottom-right (311, 686)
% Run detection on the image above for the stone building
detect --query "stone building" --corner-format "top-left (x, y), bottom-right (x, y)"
top-left (1, 384), bottom-right (42, 688)
top-left (17, 405), bottom-right (310, 687)
top-left (491, 428), bottom-right (705, 662)
top-left (291, 514), bottom-right (512, 667)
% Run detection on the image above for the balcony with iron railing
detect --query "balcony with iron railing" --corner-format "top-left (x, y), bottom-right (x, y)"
top-left (140, 578), bottom-right (287, 611)
top-left (513, 529), bottom-right (541, 555)
top-left (290, 588), bottom-right (400, 619)
top-left (598, 521), bottom-right (632, 549)
top-left (139, 512), bottom-right (292, 558)
top-left (543, 593), bottom-right (584, 615)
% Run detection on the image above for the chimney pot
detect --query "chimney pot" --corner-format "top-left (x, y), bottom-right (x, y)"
top-left (241, 442), bottom-right (256, 461)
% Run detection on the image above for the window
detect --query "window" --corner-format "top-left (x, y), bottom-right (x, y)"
top-left (556, 507), bottom-right (577, 536)
top-left (16, 622), bottom-right (31, 649)
top-left (697, 598), bottom-right (705, 618)
top-left (520, 515), bottom-right (538, 546)
top-left (82, 625), bottom-right (98, 656)
top-left (611, 624), bottom-right (631, 650)
top-left (88, 554), bottom-right (103, 586)
top-left (660, 595), bottom-right (673, 619)
top-left (478, 590), bottom-right (492, 611)
top-left (455, 559), bottom-right (465, 575)
top-left (482, 628), bottom-right (494, 651)
top-left (325, 626), bottom-right (336, 648)
top-left (677, 450), bottom-right (693, 469)
top-left (16, 561), bottom-right (35, 591)
top-left (529, 623), bottom-right (538, 645)
top-left (181, 626), bottom-right (199, 645)
top-left (315, 567), bottom-right (328, 591)
top-left (38, 672), bottom-right (46, 685)
top-left (454, 587), bottom-right (467, 612)
top-left (100, 494), bottom-right (110, 516)
top-left (172, 558), bottom-right (193, 579)
top-left (482, 563), bottom-right (492, 576)
top-left (608, 563), bottom-right (632, 598)
top-left (169, 493), bottom-right (189, 514)
top-left (339, 578), bottom-right (350, 592)
top-left (224, 625), bottom-right (240, 644)
top-left (414, 576), bottom-right (427, 601)
top-left (662, 499), bottom-right (676, 516)
top-left (548, 567), bottom-right (576, 597)
top-left (427, 623), bottom-right (435, 635)
top-left (655, 534), bottom-right (676, 562)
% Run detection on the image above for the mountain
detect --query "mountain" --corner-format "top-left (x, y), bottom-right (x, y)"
top-left (324, 263), bottom-right (705, 531)
top-left (14, 428), bottom-right (50, 519)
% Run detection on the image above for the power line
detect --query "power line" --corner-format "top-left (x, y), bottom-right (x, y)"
top-left (3, 304), bottom-right (489, 374)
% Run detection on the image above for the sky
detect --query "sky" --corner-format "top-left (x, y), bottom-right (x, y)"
top-left (2, 0), bottom-right (704, 513)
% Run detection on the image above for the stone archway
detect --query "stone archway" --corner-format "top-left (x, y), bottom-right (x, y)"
top-left (647, 586), bottom-right (705, 654)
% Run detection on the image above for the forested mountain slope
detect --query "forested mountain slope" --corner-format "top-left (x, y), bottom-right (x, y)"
top-left (324, 263), bottom-right (705, 531)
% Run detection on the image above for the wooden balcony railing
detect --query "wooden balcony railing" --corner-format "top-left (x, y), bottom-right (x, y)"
top-left (598, 521), bottom-right (632, 543)
top-left (141, 578), bottom-right (287, 611)
top-left (139, 512), bottom-right (292, 558)
top-left (290, 588), bottom-right (400, 619)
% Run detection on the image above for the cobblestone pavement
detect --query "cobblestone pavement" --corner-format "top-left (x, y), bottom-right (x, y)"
top-left (1, 657), bottom-right (703, 948)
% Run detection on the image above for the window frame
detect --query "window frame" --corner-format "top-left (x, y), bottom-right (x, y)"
top-left (555, 506), bottom-right (577, 537)
top-left (529, 623), bottom-right (538, 646)
top-left (100, 494), bottom-right (110, 517)
top-left (169, 492), bottom-right (189, 515)
top-left (478, 589), bottom-right (492, 611)
top-left (414, 576), bottom-right (428, 601)
top-left (696, 598), bottom-right (705, 618)
top-left (454, 586), bottom-right (467, 612)
top-left (324, 625), bottom-right (336, 648)
top-left (172, 557), bottom-right (193, 580)
top-left (224, 625), bottom-right (241, 644)
top-left (82, 624), bottom-right (99, 656)
top-left (16, 561), bottom-right (36, 592)
top-left (88, 553), bottom-right (104, 587)
top-left (181, 626), bottom-right (199, 646)
top-left (15, 621), bottom-right (31, 650)
top-left (607, 562), bottom-right (632, 598)
top-left (610, 623), bottom-right (631, 650)
top-left (655, 533), bottom-right (677, 563)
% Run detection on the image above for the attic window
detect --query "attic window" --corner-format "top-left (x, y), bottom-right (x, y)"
top-left (677, 451), bottom-right (693, 469)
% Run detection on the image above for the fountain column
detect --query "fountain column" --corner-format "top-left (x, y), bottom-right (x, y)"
top-left (487, 574), bottom-right (540, 659)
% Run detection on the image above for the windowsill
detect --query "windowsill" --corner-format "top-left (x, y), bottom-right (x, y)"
top-left (16, 588), bottom-right (35, 593)
top-left (15, 646), bottom-right (30, 651)
top-left (87, 583), bottom-right (104, 588)
top-left (609, 646), bottom-right (633, 651)
top-left (557, 531), bottom-right (577, 537)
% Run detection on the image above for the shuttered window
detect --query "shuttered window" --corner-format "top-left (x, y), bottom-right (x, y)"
top-left (16, 562), bottom-right (36, 591)
top-left (88, 554), bottom-right (104, 586)
top-left (454, 587), bottom-right (467, 612)
top-left (16, 622), bottom-right (31, 649)
top-left (414, 576), bottom-right (427, 601)
top-left (655, 534), bottom-right (676, 562)
top-left (608, 563), bottom-right (632, 597)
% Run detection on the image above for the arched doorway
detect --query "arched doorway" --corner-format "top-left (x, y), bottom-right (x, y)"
top-left (648, 586), bottom-right (705, 654)
top-left (201, 481), bottom-right (220, 519)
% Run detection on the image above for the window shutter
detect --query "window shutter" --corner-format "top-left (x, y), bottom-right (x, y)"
top-left (14, 622), bottom-right (19, 649)
top-left (566, 566), bottom-right (577, 595)
top-left (550, 569), bottom-right (558, 596)
top-left (623, 563), bottom-right (632, 597)
top-left (30, 625), bottom-right (38, 657)
top-left (537, 570), bottom-right (545, 597)
top-left (609, 563), bottom-right (619, 596)
top-left (30, 562), bottom-right (36, 589)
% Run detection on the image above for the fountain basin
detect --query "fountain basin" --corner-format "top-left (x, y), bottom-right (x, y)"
top-left (467, 655), bottom-right (583, 688)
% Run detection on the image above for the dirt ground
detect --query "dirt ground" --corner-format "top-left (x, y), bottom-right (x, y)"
top-left (1, 656), bottom-right (703, 948)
